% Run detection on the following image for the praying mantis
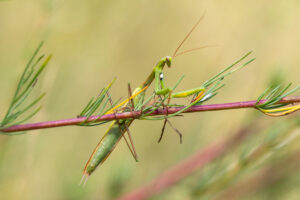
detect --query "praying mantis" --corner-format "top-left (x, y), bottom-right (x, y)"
top-left (80, 16), bottom-right (254, 184)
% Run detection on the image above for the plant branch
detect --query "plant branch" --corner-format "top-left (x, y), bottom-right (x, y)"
top-left (1, 96), bottom-right (300, 133)
top-left (215, 149), bottom-right (300, 200)
top-left (116, 120), bottom-right (258, 200)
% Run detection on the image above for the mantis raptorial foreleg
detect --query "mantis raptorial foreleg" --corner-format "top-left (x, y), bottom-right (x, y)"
top-left (152, 62), bottom-right (207, 143)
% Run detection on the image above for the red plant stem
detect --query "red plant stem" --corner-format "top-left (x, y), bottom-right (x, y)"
top-left (117, 124), bottom-right (255, 200)
top-left (1, 96), bottom-right (300, 133)
top-left (215, 150), bottom-right (300, 200)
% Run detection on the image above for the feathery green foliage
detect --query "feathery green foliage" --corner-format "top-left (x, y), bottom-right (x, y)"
top-left (77, 78), bottom-right (120, 126)
top-left (0, 42), bottom-right (51, 133)
top-left (189, 117), bottom-right (300, 199)
top-left (256, 83), bottom-right (300, 116)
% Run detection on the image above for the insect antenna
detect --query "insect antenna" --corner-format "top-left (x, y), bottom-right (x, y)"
top-left (172, 12), bottom-right (206, 58)
top-left (174, 45), bottom-right (217, 58)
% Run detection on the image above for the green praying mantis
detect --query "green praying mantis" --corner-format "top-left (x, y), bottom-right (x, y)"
top-left (79, 17), bottom-right (255, 185)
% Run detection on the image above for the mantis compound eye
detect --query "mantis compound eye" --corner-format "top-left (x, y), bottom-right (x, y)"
top-left (165, 56), bottom-right (172, 67)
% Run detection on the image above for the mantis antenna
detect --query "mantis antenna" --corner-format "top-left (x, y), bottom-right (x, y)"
top-left (174, 45), bottom-right (217, 58)
top-left (172, 12), bottom-right (206, 58)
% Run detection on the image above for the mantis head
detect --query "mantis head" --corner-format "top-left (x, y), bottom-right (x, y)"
top-left (156, 56), bottom-right (172, 70)
top-left (165, 56), bottom-right (172, 67)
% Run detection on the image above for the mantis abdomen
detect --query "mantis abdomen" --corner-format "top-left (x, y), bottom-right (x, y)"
top-left (83, 120), bottom-right (132, 176)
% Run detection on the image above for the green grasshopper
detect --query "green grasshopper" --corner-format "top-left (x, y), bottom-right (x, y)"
top-left (80, 17), bottom-right (254, 184)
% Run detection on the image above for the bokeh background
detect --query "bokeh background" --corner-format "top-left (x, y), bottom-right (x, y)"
top-left (1, 0), bottom-right (300, 199)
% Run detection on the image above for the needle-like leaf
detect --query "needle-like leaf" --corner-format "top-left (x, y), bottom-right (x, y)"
top-left (0, 42), bottom-right (51, 131)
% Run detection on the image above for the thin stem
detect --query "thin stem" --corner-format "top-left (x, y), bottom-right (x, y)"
top-left (117, 122), bottom-right (258, 200)
top-left (1, 96), bottom-right (300, 133)
top-left (215, 150), bottom-right (300, 200)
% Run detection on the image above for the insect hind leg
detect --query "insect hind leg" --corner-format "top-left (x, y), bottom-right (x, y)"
top-left (158, 91), bottom-right (183, 144)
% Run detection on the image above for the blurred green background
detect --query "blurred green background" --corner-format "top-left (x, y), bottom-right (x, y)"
top-left (1, 0), bottom-right (300, 199)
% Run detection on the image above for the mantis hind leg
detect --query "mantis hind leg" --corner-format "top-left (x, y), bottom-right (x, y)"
top-left (158, 90), bottom-right (183, 144)
top-left (157, 91), bottom-right (172, 143)
top-left (157, 87), bottom-right (206, 143)
top-left (171, 87), bottom-right (205, 100)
